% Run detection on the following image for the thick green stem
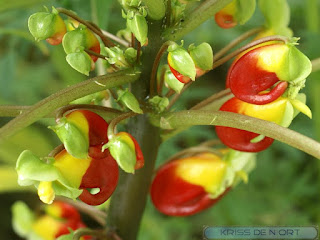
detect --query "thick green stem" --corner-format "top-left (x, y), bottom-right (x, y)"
top-left (161, 110), bottom-right (320, 159)
top-left (106, 21), bottom-right (163, 240)
top-left (163, 0), bottom-right (233, 41)
top-left (0, 69), bottom-right (139, 142)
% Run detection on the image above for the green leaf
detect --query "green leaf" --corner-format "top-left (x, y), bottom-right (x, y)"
top-left (16, 150), bottom-right (60, 186)
top-left (66, 51), bottom-right (92, 76)
top-left (11, 201), bottom-right (35, 238)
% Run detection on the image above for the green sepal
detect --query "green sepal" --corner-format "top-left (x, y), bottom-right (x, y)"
top-left (117, 89), bottom-right (143, 114)
top-left (235, 0), bottom-right (256, 25)
top-left (164, 68), bottom-right (184, 93)
top-left (16, 150), bottom-right (83, 201)
top-left (102, 137), bottom-right (136, 174)
top-left (11, 201), bottom-right (35, 238)
top-left (259, 0), bottom-right (290, 29)
top-left (279, 101), bottom-right (294, 127)
top-left (127, 11), bottom-right (148, 46)
top-left (188, 43), bottom-right (213, 71)
top-left (28, 12), bottom-right (56, 41)
top-left (49, 117), bottom-right (89, 159)
top-left (148, 96), bottom-right (169, 113)
top-left (62, 25), bottom-right (89, 54)
top-left (142, 0), bottom-right (166, 20)
top-left (167, 46), bottom-right (196, 81)
top-left (66, 51), bottom-right (92, 76)
top-left (16, 150), bottom-right (60, 186)
top-left (279, 45), bottom-right (311, 91)
top-left (103, 46), bottom-right (131, 69)
top-left (290, 94), bottom-right (312, 119)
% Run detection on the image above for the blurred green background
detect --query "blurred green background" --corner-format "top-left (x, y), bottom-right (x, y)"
top-left (0, 0), bottom-right (319, 239)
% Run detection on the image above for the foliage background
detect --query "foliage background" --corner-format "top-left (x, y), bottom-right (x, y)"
top-left (0, 0), bottom-right (319, 239)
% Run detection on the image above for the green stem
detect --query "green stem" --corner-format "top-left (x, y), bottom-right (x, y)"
top-left (163, 0), bottom-right (233, 41)
top-left (161, 110), bottom-right (320, 159)
top-left (150, 40), bottom-right (175, 96)
top-left (312, 58), bottom-right (320, 72)
top-left (212, 27), bottom-right (263, 62)
top-left (191, 88), bottom-right (231, 110)
top-left (0, 69), bottom-right (139, 143)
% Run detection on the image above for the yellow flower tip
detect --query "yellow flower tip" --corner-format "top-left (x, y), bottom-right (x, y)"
top-left (236, 170), bottom-right (248, 184)
top-left (38, 181), bottom-right (55, 204)
top-left (290, 99), bottom-right (312, 119)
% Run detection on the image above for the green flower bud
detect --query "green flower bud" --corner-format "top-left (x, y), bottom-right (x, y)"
top-left (167, 43), bottom-right (196, 83)
top-left (127, 11), bottom-right (148, 46)
top-left (49, 117), bottom-right (89, 159)
top-left (124, 47), bottom-right (138, 65)
top-left (188, 43), bottom-right (213, 73)
top-left (117, 89), bottom-right (143, 114)
top-left (28, 7), bottom-right (66, 45)
top-left (142, 0), bottom-right (166, 20)
top-left (66, 50), bottom-right (93, 76)
top-left (149, 96), bottom-right (169, 113)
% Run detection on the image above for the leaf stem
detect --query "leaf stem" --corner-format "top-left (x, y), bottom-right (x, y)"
top-left (166, 81), bottom-right (192, 109)
top-left (191, 88), bottom-right (232, 110)
top-left (56, 7), bottom-right (115, 47)
top-left (0, 69), bottom-right (140, 142)
top-left (211, 35), bottom-right (289, 69)
top-left (150, 40), bottom-right (176, 96)
top-left (84, 49), bottom-right (108, 60)
top-left (212, 27), bottom-right (263, 62)
top-left (161, 110), bottom-right (320, 159)
top-left (107, 112), bottom-right (138, 139)
top-left (101, 30), bottom-right (130, 47)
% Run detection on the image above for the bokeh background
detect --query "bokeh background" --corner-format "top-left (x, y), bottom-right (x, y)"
top-left (0, 0), bottom-right (320, 239)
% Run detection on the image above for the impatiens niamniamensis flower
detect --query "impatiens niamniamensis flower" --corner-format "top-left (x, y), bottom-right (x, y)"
top-left (50, 110), bottom-right (109, 159)
top-left (62, 24), bottom-right (100, 62)
top-left (167, 43), bottom-right (196, 83)
top-left (227, 41), bottom-right (312, 105)
top-left (164, 66), bottom-right (185, 93)
top-left (214, 0), bottom-right (256, 29)
top-left (11, 201), bottom-right (90, 240)
top-left (188, 43), bottom-right (213, 78)
top-left (215, 93), bottom-right (311, 152)
top-left (150, 150), bottom-right (256, 216)
top-left (28, 7), bottom-right (67, 45)
top-left (16, 146), bottom-right (119, 206)
top-left (103, 132), bottom-right (144, 173)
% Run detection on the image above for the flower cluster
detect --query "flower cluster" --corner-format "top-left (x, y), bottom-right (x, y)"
top-left (16, 110), bottom-right (143, 205)
top-left (12, 201), bottom-right (90, 240)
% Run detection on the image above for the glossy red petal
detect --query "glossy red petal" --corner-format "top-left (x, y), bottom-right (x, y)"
top-left (214, 12), bottom-right (237, 29)
top-left (169, 64), bottom-right (191, 84)
top-left (79, 148), bottom-right (119, 206)
top-left (227, 44), bottom-right (288, 105)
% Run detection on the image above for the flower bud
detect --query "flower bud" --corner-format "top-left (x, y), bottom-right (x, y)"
top-left (126, 10), bottom-right (148, 46)
top-left (227, 42), bottom-right (312, 104)
top-left (188, 43), bottom-right (213, 77)
top-left (102, 132), bottom-right (144, 173)
top-left (151, 150), bottom-right (256, 216)
top-left (28, 7), bottom-right (67, 45)
top-left (148, 96), bottom-right (169, 113)
top-left (103, 46), bottom-right (137, 69)
top-left (215, 0), bottom-right (256, 29)
top-left (117, 89), bottom-right (143, 114)
top-left (62, 25), bottom-right (100, 62)
top-left (167, 43), bottom-right (196, 83)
